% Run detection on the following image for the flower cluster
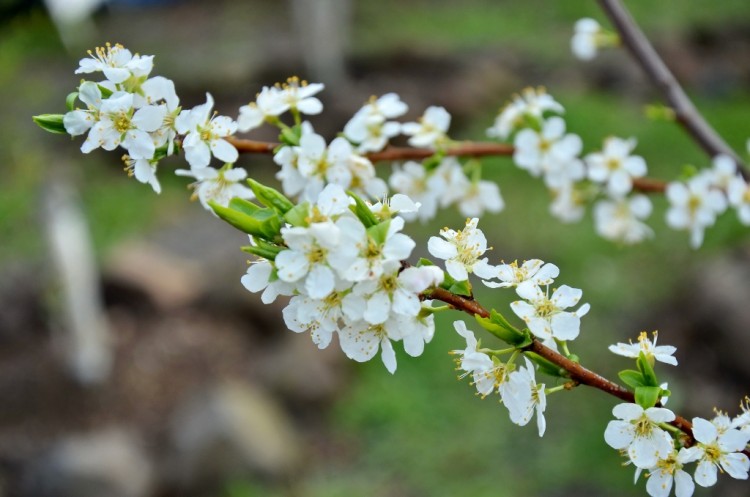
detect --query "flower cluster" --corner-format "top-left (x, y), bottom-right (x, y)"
top-left (452, 321), bottom-right (548, 436)
top-left (242, 184), bottom-right (443, 373)
top-left (605, 332), bottom-right (750, 497)
top-left (488, 87), bottom-right (655, 244)
top-left (63, 43), bottom-right (251, 206)
top-left (665, 154), bottom-right (748, 248)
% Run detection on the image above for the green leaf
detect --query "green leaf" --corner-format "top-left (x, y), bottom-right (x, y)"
top-left (284, 203), bottom-right (310, 227)
top-left (229, 197), bottom-right (263, 217)
top-left (246, 178), bottom-right (294, 214)
top-left (637, 352), bottom-right (659, 386)
top-left (618, 369), bottom-right (646, 390)
top-left (97, 84), bottom-right (113, 98)
top-left (474, 309), bottom-right (527, 345)
top-left (417, 258), bottom-right (435, 267)
top-left (635, 386), bottom-right (662, 409)
top-left (525, 352), bottom-right (567, 378)
top-left (279, 125), bottom-right (301, 146)
top-left (32, 114), bottom-right (66, 134)
top-left (209, 201), bottom-right (281, 240)
top-left (66, 92), bottom-right (79, 111)
top-left (448, 279), bottom-right (473, 297)
top-left (367, 220), bottom-right (391, 246)
top-left (348, 191), bottom-right (379, 228)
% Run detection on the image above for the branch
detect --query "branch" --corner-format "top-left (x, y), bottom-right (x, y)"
top-left (226, 137), bottom-right (667, 193)
top-left (597, 0), bottom-right (749, 179)
top-left (428, 287), bottom-right (701, 445)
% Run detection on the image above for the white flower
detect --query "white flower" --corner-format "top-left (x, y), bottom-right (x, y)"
top-left (80, 92), bottom-right (165, 159)
top-left (514, 117), bottom-right (584, 186)
top-left (586, 137), bottom-right (648, 197)
top-left (665, 175), bottom-right (728, 248)
top-left (393, 308), bottom-right (437, 359)
top-left (645, 448), bottom-right (699, 497)
top-left (277, 77), bottom-right (325, 115)
top-left (338, 316), bottom-right (403, 374)
top-left (604, 403), bottom-right (676, 469)
top-left (275, 219), bottom-right (358, 299)
top-left (690, 416), bottom-right (750, 487)
top-left (609, 331), bottom-right (678, 366)
top-left (455, 180), bottom-right (505, 218)
top-left (401, 106), bottom-right (451, 148)
top-left (594, 194), bottom-right (653, 244)
top-left (388, 161), bottom-right (446, 222)
top-left (237, 85), bottom-right (285, 132)
top-left (75, 43), bottom-right (153, 84)
top-left (427, 218), bottom-right (495, 282)
top-left (707, 154), bottom-right (739, 190)
top-left (63, 81), bottom-right (104, 137)
top-left (727, 176), bottom-right (750, 225)
top-left (732, 398), bottom-right (750, 434)
top-left (502, 358), bottom-right (547, 436)
top-left (139, 76), bottom-right (181, 155)
top-left (550, 184), bottom-right (587, 223)
top-left (452, 322), bottom-right (510, 399)
top-left (341, 216), bottom-right (416, 282)
top-left (487, 87), bottom-right (564, 140)
top-left (481, 259), bottom-right (559, 290)
top-left (342, 260), bottom-right (443, 325)
top-left (175, 93), bottom-right (239, 169)
top-left (344, 93), bottom-right (407, 153)
top-left (510, 281), bottom-right (590, 342)
top-left (122, 155), bottom-right (161, 194)
top-left (571, 18), bottom-right (601, 61)
top-left (242, 259), bottom-right (296, 304)
top-left (283, 284), bottom-right (351, 349)
top-left (175, 165), bottom-right (254, 210)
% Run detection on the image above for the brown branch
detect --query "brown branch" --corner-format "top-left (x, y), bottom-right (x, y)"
top-left (597, 0), bottom-right (749, 179)
top-left (428, 287), bottom-right (700, 444)
top-left (227, 136), bottom-right (668, 193)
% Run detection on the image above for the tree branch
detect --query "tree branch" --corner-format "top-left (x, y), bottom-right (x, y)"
top-left (427, 287), bottom-right (704, 446)
top-left (226, 137), bottom-right (667, 193)
top-left (597, 0), bottom-right (748, 179)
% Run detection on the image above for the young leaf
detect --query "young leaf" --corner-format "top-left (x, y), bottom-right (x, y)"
top-left (618, 369), bottom-right (646, 390)
top-left (635, 386), bottom-right (661, 410)
top-left (32, 114), bottom-right (66, 134)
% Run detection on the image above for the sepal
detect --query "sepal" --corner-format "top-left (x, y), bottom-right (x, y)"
top-left (32, 114), bottom-right (66, 134)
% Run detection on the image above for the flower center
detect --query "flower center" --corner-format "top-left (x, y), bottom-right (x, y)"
top-left (113, 112), bottom-right (131, 133)
top-left (307, 246), bottom-right (327, 265)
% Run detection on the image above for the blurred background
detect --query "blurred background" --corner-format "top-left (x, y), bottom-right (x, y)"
top-left (1, 0), bottom-right (750, 496)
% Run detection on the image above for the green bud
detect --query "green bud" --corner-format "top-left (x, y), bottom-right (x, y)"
top-left (637, 352), bottom-right (659, 387)
top-left (229, 197), bottom-right (263, 217)
top-left (209, 201), bottom-right (281, 240)
top-left (475, 309), bottom-right (528, 346)
top-left (246, 178), bottom-right (294, 215)
top-left (32, 114), bottom-right (67, 134)
top-left (347, 190), bottom-right (379, 228)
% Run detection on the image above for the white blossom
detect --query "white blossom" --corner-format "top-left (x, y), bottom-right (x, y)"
top-left (402, 106), bottom-right (451, 148)
top-left (63, 81), bottom-right (104, 137)
top-left (341, 215), bottom-right (416, 282)
top-left (727, 176), bottom-right (750, 225)
top-left (389, 161), bottom-right (445, 222)
top-left (609, 331), bottom-right (677, 366)
top-left (481, 259), bottom-right (559, 290)
top-left (237, 85), bottom-right (285, 132)
top-left (338, 316), bottom-right (404, 374)
top-left (645, 448), bottom-right (699, 497)
top-left (604, 403), bottom-right (676, 469)
top-left (122, 155), bottom-right (161, 194)
top-left (690, 416), bottom-right (750, 487)
top-left (665, 175), bottom-right (728, 248)
top-left (487, 87), bottom-right (564, 140)
top-left (571, 18), bottom-right (602, 61)
top-left (75, 43), bottom-right (153, 84)
top-left (502, 358), bottom-right (547, 436)
top-left (175, 93), bottom-right (239, 169)
top-left (586, 137), bottom-right (648, 197)
top-left (514, 117), bottom-right (584, 187)
top-left (455, 180), bottom-right (505, 218)
top-left (175, 165), bottom-right (254, 210)
top-left (550, 183), bottom-right (587, 223)
top-left (510, 281), bottom-right (590, 342)
top-left (706, 154), bottom-right (739, 190)
top-left (344, 93), bottom-right (407, 152)
top-left (594, 194), bottom-right (653, 244)
top-left (427, 218), bottom-right (495, 282)
top-left (241, 259), bottom-right (296, 304)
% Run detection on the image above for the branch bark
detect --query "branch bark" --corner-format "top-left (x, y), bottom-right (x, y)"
top-left (597, 0), bottom-right (748, 179)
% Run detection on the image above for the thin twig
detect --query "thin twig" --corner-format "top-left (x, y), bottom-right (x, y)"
top-left (597, 0), bottom-right (748, 179)
top-left (226, 136), bottom-right (667, 192)
top-left (428, 287), bottom-right (701, 445)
